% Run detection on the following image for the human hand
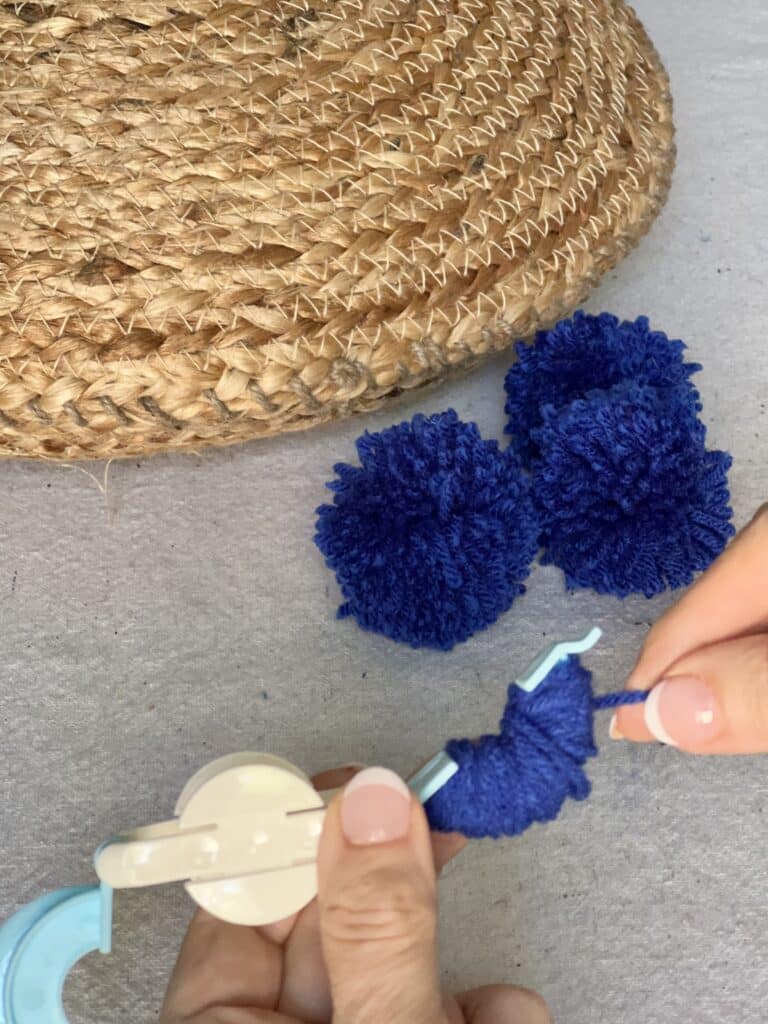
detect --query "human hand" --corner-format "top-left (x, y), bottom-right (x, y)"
top-left (613, 505), bottom-right (768, 752)
top-left (160, 765), bottom-right (550, 1024)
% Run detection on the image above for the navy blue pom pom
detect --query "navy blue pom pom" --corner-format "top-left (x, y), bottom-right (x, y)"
top-left (314, 410), bottom-right (540, 650)
top-left (504, 312), bottom-right (702, 463)
top-left (532, 383), bottom-right (735, 597)
top-left (426, 658), bottom-right (597, 838)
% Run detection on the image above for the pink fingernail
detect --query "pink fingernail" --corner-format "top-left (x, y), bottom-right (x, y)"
top-left (341, 767), bottom-right (411, 845)
top-left (609, 714), bottom-right (624, 740)
top-left (644, 676), bottom-right (724, 747)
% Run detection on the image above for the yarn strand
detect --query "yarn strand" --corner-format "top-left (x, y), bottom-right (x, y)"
top-left (592, 690), bottom-right (650, 709)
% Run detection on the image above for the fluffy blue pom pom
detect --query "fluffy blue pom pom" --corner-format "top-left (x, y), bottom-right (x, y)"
top-left (315, 410), bottom-right (540, 650)
top-left (426, 657), bottom-right (597, 838)
top-left (504, 312), bottom-right (702, 463)
top-left (532, 383), bottom-right (735, 597)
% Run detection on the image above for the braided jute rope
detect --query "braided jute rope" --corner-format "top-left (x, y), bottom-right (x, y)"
top-left (0, 0), bottom-right (674, 460)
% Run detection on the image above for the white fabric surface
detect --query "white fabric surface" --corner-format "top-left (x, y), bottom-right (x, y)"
top-left (2, 1), bottom-right (767, 1020)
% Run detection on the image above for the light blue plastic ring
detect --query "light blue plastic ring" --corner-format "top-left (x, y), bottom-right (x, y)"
top-left (0, 884), bottom-right (112, 1024)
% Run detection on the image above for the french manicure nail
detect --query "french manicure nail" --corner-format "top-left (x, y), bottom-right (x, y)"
top-left (644, 676), bottom-right (724, 748)
top-left (609, 714), bottom-right (624, 740)
top-left (341, 767), bottom-right (411, 846)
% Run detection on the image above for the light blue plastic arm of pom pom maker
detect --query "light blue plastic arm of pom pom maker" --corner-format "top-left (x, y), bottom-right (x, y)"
top-left (0, 883), bottom-right (112, 1024)
top-left (408, 753), bottom-right (460, 803)
top-left (514, 626), bottom-right (602, 693)
top-left (409, 629), bottom-right (603, 799)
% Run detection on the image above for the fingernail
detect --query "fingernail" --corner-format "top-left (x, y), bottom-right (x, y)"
top-left (644, 676), bottom-right (724, 747)
top-left (609, 714), bottom-right (624, 740)
top-left (341, 767), bottom-right (411, 845)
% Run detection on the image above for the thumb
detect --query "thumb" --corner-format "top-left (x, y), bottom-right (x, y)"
top-left (317, 767), bottom-right (448, 1024)
top-left (614, 633), bottom-right (768, 753)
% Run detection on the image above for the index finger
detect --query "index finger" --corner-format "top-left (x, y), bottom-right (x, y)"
top-left (625, 505), bottom-right (768, 692)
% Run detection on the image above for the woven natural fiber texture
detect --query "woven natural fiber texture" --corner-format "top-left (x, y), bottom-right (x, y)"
top-left (0, 0), bottom-right (674, 460)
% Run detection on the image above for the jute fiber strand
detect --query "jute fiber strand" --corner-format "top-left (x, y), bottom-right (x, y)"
top-left (0, 0), bottom-right (674, 460)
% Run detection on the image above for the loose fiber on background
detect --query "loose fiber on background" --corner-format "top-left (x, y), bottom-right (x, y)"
top-left (0, 0), bottom-right (674, 460)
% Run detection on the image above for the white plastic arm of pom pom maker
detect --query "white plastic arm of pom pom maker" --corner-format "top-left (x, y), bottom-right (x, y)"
top-left (95, 750), bottom-right (458, 927)
top-left (515, 626), bottom-right (602, 692)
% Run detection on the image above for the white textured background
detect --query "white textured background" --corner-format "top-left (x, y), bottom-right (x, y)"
top-left (2, 1), bottom-right (768, 1021)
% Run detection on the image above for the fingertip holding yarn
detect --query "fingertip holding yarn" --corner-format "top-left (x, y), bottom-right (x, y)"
top-left (504, 312), bottom-right (702, 464)
top-left (425, 657), bottom-right (649, 839)
top-left (531, 383), bottom-right (735, 597)
top-left (314, 410), bottom-right (540, 650)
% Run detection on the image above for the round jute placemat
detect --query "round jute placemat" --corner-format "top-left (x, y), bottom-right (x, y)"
top-left (0, 0), bottom-right (674, 460)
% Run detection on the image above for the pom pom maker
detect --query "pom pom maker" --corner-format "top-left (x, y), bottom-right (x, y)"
top-left (0, 630), bottom-right (601, 1024)
top-left (0, 751), bottom-right (459, 1024)
top-left (94, 751), bottom-right (457, 927)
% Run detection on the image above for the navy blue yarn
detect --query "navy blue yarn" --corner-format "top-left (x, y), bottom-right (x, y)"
top-left (592, 689), bottom-right (649, 710)
top-left (531, 381), bottom-right (734, 597)
top-left (425, 657), bottom-right (648, 839)
top-left (504, 312), bottom-right (702, 464)
top-left (314, 410), bottom-right (540, 650)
